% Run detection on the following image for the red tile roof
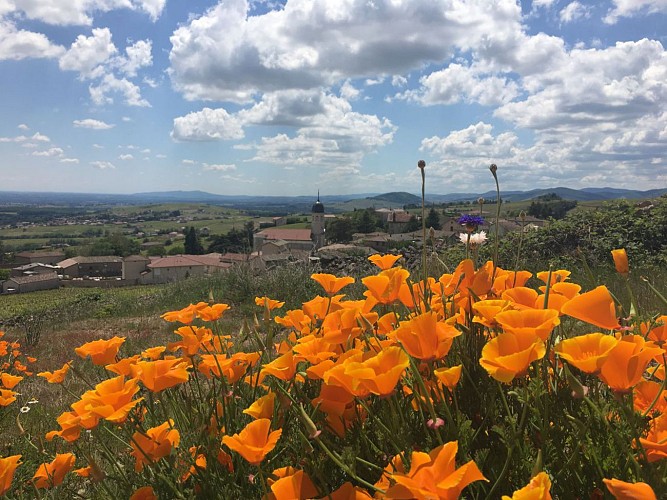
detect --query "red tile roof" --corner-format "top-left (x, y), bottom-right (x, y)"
top-left (257, 228), bottom-right (312, 241)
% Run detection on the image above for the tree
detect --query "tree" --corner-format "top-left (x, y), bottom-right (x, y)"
top-left (326, 217), bottom-right (354, 243)
top-left (425, 207), bottom-right (442, 230)
top-left (406, 215), bottom-right (420, 232)
top-left (356, 209), bottom-right (377, 234)
top-left (184, 227), bottom-right (204, 255)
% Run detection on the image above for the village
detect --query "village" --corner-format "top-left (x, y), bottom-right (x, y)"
top-left (0, 196), bottom-right (547, 294)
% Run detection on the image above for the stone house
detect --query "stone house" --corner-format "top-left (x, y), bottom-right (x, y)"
top-left (10, 263), bottom-right (60, 278)
top-left (2, 272), bottom-right (60, 294)
top-left (57, 256), bottom-right (123, 278)
top-left (139, 254), bottom-right (231, 285)
top-left (14, 251), bottom-right (65, 265)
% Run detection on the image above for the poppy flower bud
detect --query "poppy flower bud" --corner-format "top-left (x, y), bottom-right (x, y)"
top-left (611, 248), bottom-right (629, 277)
top-left (417, 160), bottom-right (426, 169)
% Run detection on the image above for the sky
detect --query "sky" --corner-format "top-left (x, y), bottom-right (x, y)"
top-left (0, 0), bottom-right (666, 197)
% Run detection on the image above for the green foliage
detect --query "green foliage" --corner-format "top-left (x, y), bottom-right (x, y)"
top-left (207, 223), bottom-right (253, 254)
top-left (88, 232), bottom-right (140, 257)
top-left (527, 198), bottom-right (577, 219)
top-left (326, 217), bottom-right (354, 243)
top-left (425, 207), bottom-right (442, 230)
top-left (500, 196), bottom-right (667, 271)
top-left (184, 226), bottom-right (204, 255)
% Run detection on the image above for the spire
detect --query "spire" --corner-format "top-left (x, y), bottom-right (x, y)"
top-left (317, 189), bottom-right (320, 202)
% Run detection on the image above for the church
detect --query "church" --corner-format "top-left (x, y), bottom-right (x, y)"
top-left (252, 194), bottom-right (326, 255)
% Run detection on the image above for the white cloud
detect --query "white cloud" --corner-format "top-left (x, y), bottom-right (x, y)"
top-left (92, 143), bottom-right (104, 149)
top-left (73, 118), bottom-right (115, 129)
top-left (155, 153), bottom-right (166, 159)
top-left (559, 2), bottom-right (590, 23)
top-left (203, 163), bottom-right (237, 171)
top-left (91, 160), bottom-right (115, 169)
top-left (89, 73), bottom-right (150, 107)
top-left (532, 0), bottom-right (557, 7)
top-left (6, 0), bottom-right (166, 26)
top-left (17, 124), bottom-right (28, 130)
top-left (172, 90), bottom-right (396, 170)
top-left (141, 148), bottom-right (150, 153)
top-left (60, 158), bottom-right (80, 164)
top-left (391, 75), bottom-right (408, 87)
top-left (31, 132), bottom-right (50, 142)
top-left (59, 28), bottom-right (117, 78)
top-left (604, 0), bottom-right (667, 24)
top-left (32, 147), bottom-right (64, 157)
top-left (172, 107), bottom-right (245, 141)
top-left (339, 80), bottom-right (360, 100)
top-left (119, 153), bottom-right (134, 160)
top-left (114, 39), bottom-right (152, 77)
top-left (182, 159), bottom-right (196, 165)
top-left (168, 0), bottom-right (522, 102)
top-left (0, 20), bottom-right (64, 60)
top-left (402, 63), bottom-right (519, 106)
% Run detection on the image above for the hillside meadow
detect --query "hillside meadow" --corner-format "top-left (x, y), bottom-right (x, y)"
top-left (0, 172), bottom-right (666, 498)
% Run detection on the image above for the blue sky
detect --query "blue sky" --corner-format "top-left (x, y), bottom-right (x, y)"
top-left (0, 0), bottom-right (665, 196)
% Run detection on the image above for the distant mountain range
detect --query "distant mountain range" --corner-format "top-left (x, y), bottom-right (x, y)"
top-left (0, 187), bottom-right (664, 210)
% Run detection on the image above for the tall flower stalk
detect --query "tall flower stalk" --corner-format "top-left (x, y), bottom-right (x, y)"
top-left (489, 163), bottom-right (501, 280)
top-left (418, 160), bottom-right (428, 290)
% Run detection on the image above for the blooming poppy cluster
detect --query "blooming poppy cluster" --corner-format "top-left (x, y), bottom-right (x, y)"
top-left (0, 248), bottom-right (664, 498)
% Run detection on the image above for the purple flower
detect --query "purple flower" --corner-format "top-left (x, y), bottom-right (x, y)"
top-left (458, 215), bottom-right (485, 227)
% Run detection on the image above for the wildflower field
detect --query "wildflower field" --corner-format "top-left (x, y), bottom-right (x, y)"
top-left (1, 165), bottom-right (666, 499)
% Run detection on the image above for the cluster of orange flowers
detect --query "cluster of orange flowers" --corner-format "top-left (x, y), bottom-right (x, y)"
top-left (0, 248), bottom-right (664, 498)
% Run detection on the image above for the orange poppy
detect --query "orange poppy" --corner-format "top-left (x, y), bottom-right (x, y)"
top-left (302, 294), bottom-right (344, 322)
top-left (141, 346), bottom-right (166, 360)
top-left (642, 315), bottom-right (667, 345)
top-left (198, 352), bottom-right (260, 383)
top-left (385, 441), bottom-right (487, 499)
top-left (502, 287), bottom-right (539, 310)
top-left (268, 468), bottom-right (319, 500)
top-left (610, 249), bottom-right (629, 276)
top-left (130, 420), bottom-right (181, 471)
top-left (554, 333), bottom-right (619, 374)
top-left (639, 412), bottom-right (667, 462)
top-left (275, 309), bottom-right (312, 335)
top-left (168, 326), bottom-right (213, 356)
top-left (292, 336), bottom-right (338, 364)
top-left (222, 418), bottom-right (282, 466)
top-left (37, 361), bottom-right (72, 384)
top-left (130, 486), bottom-right (158, 500)
top-left (161, 302), bottom-right (208, 324)
top-left (0, 373), bottom-right (22, 389)
top-left (599, 335), bottom-right (663, 392)
top-left (243, 392), bottom-right (276, 420)
top-left (492, 270), bottom-right (532, 294)
top-left (561, 285), bottom-right (620, 330)
top-left (495, 308), bottom-right (560, 341)
top-left (0, 389), bottom-right (17, 407)
top-left (368, 253), bottom-right (402, 270)
top-left (131, 358), bottom-right (190, 392)
top-left (260, 350), bottom-right (298, 383)
top-left (0, 455), bottom-right (21, 496)
top-left (356, 346), bottom-right (409, 397)
top-left (502, 471), bottom-right (552, 500)
top-left (74, 336), bottom-right (125, 365)
top-left (633, 380), bottom-right (667, 415)
top-left (32, 452), bottom-right (76, 489)
top-left (391, 311), bottom-right (461, 361)
top-left (322, 356), bottom-right (371, 399)
top-left (196, 303), bottom-right (230, 321)
top-left (472, 300), bottom-right (515, 328)
top-left (434, 365), bottom-right (462, 389)
top-left (603, 478), bottom-right (656, 500)
top-left (311, 273), bottom-right (355, 295)
top-left (84, 376), bottom-right (143, 423)
top-left (255, 296), bottom-right (285, 311)
top-left (323, 481), bottom-right (373, 499)
top-left (480, 331), bottom-right (546, 383)
top-left (105, 355), bottom-right (141, 377)
top-left (536, 270), bottom-right (571, 285)
top-left (362, 267), bottom-right (410, 305)
top-left (45, 410), bottom-right (84, 443)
